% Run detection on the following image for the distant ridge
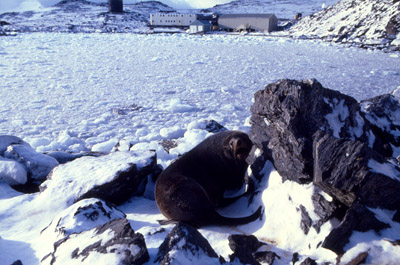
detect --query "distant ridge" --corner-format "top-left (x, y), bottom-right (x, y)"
top-left (290, 0), bottom-right (400, 51)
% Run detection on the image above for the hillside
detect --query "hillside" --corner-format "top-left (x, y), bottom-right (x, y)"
top-left (202, 0), bottom-right (339, 19)
top-left (290, 0), bottom-right (400, 51)
top-left (0, 0), bottom-right (174, 33)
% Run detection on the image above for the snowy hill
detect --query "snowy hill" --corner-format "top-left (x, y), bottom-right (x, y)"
top-left (202, 0), bottom-right (339, 20)
top-left (0, 0), bottom-right (174, 33)
top-left (290, 0), bottom-right (400, 51)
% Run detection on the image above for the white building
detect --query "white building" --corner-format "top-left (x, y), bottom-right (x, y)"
top-left (150, 13), bottom-right (197, 28)
top-left (189, 20), bottom-right (212, 34)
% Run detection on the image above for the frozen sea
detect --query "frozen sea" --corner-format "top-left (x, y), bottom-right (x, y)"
top-left (1, 33), bottom-right (399, 153)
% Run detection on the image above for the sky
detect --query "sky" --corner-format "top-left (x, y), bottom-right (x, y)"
top-left (0, 0), bottom-right (232, 13)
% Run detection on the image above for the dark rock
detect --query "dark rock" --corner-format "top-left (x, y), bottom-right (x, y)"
top-left (203, 119), bottom-right (227, 133)
top-left (292, 252), bottom-right (299, 264)
top-left (249, 79), bottom-right (366, 184)
top-left (155, 222), bottom-right (222, 265)
top-left (159, 139), bottom-right (178, 153)
top-left (314, 131), bottom-right (400, 211)
top-left (254, 251), bottom-right (280, 264)
top-left (228, 234), bottom-right (265, 265)
top-left (299, 205), bottom-right (313, 235)
top-left (300, 257), bottom-right (317, 265)
top-left (11, 260), bottom-right (23, 265)
top-left (322, 203), bottom-right (390, 254)
top-left (45, 218), bottom-right (149, 265)
top-left (361, 94), bottom-right (400, 157)
top-left (45, 151), bottom-right (105, 164)
top-left (341, 251), bottom-right (368, 265)
top-left (311, 192), bottom-right (343, 232)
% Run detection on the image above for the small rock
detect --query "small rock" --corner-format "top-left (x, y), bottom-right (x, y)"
top-left (42, 218), bottom-right (149, 265)
top-left (155, 222), bottom-right (222, 265)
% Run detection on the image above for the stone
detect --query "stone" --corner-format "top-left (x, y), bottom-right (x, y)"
top-left (253, 251), bottom-right (280, 264)
top-left (42, 218), bottom-right (149, 265)
top-left (4, 144), bottom-right (59, 181)
top-left (228, 234), bottom-right (265, 265)
top-left (322, 203), bottom-right (390, 254)
top-left (155, 222), bottom-right (222, 265)
top-left (299, 205), bottom-right (313, 235)
top-left (314, 131), bottom-right (400, 211)
top-left (249, 79), bottom-right (366, 184)
top-left (38, 150), bottom-right (158, 207)
top-left (300, 257), bottom-right (317, 265)
top-left (361, 94), bottom-right (400, 157)
top-left (39, 198), bottom-right (126, 260)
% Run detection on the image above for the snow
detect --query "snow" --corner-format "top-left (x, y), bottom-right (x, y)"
top-left (0, 30), bottom-right (399, 264)
top-left (1, 33), bottom-right (399, 154)
top-left (0, 157), bottom-right (28, 185)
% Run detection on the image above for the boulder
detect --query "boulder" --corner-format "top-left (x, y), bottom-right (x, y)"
top-left (155, 222), bottom-right (223, 265)
top-left (361, 94), bottom-right (400, 158)
top-left (249, 79), bottom-right (400, 255)
top-left (0, 135), bottom-right (29, 155)
top-left (228, 234), bottom-right (266, 265)
top-left (39, 198), bottom-right (126, 260)
top-left (4, 144), bottom-right (59, 181)
top-left (41, 218), bottom-right (149, 265)
top-left (249, 79), bottom-right (367, 184)
top-left (313, 131), bottom-right (400, 210)
top-left (38, 150), bottom-right (159, 207)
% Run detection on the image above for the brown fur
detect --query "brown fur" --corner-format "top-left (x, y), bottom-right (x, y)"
top-left (155, 130), bottom-right (261, 227)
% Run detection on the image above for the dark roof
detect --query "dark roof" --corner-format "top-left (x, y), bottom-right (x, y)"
top-left (219, 14), bottom-right (276, 19)
top-left (190, 20), bottom-right (212, 26)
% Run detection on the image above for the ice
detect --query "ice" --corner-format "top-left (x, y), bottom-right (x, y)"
top-left (0, 158), bottom-right (28, 185)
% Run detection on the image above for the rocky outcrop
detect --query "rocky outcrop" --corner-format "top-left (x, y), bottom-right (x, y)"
top-left (39, 150), bottom-right (160, 207)
top-left (290, 0), bottom-right (400, 51)
top-left (228, 234), bottom-right (273, 265)
top-left (155, 222), bottom-right (223, 265)
top-left (39, 198), bottom-right (126, 261)
top-left (249, 78), bottom-right (400, 254)
top-left (41, 218), bottom-right (149, 265)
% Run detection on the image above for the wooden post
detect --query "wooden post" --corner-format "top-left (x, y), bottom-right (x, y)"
top-left (108, 0), bottom-right (123, 13)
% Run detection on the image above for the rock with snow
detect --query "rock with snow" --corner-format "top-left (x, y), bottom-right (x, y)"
top-left (0, 135), bottom-right (30, 155)
top-left (290, 0), bottom-right (400, 50)
top-left (249, 78), bottom-right (367, 184)
top-left (39, 150), bottom-right (159, 207)
top-left (4, 144), bottom-right (59, 181)
top-left (39, 198), bottom-right (126, 261)
top-left (41, 218), bottom-right (149, 265)
top-left (155, 222), bottom-right (223, 265)
top-left (361, 93), bottom-right (400, 158)
top-left (249, 78), bottom-right (400, 256)
top-left (228, 234), bottom-right (266, 265)
top-left (0, 157), bottom-right (27, 185)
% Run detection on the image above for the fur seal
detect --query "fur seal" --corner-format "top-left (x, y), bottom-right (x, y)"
top-left (155, 130), bottom-right (262, 227)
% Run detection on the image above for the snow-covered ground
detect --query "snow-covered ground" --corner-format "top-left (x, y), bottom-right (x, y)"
top-left (1, 33), bottom-right (399, 154)
top-left (1, 33), bottom-right (400, 264)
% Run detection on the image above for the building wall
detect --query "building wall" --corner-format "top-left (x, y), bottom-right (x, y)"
top-left (218, 15), bottom-right (277, 33)
top-left (150, 13), bottom-right (197, 27)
